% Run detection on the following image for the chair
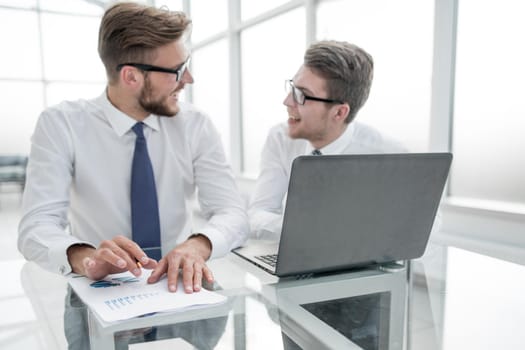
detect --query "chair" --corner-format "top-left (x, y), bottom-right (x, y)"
top-left (0, 155), bottom-right (28, 191)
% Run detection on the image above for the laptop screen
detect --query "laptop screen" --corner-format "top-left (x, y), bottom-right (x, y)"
top-left (274, 153), bottom-right (452, 276)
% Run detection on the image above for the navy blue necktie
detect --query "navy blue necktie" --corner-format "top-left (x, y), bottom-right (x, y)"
top-left (311, 149), bottom-right (322, 155)
top-left (131, 122), bottom-right (162, 261)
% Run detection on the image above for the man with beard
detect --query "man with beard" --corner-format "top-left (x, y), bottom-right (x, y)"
top-left (249, 41), bottom-right (407, 240)
top-left (18, 2), bottom-right (248, 294)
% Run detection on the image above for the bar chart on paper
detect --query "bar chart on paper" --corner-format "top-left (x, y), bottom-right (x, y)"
top-left (69, 270), bottom-right (227, 322)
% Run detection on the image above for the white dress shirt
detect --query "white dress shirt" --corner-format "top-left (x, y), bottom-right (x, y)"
top-left (248, 122), bottom-right (407, 240)
top-left (18, 92), bottom-right (248, 275)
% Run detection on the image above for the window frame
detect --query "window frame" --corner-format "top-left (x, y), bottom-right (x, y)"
top-left (186, 0), bottom-right (525, 262)
top-left (1, 0), bottom-right (523, 262)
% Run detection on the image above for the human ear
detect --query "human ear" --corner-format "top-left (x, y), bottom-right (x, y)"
top-left (120, 66), bottom-right (142, 86)
top-left (334, 103), bottom-right (350, 122)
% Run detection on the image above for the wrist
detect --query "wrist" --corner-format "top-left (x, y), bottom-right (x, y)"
top-left (188, 233), bottom-right (212, 259)
top-left (67, 243), bottom-right (95, 275)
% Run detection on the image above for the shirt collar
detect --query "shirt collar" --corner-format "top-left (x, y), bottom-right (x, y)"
top-left (95, 90), bottom-right (160, 137)
top-left (304, 123), bottom-right (356, 155)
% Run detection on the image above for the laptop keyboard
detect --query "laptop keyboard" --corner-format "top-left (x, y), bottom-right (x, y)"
top-left (255, 254), bottom-right (278, 267)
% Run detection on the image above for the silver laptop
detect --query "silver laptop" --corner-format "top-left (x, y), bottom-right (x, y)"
top-left (233, 153), bottom-right (452, 277)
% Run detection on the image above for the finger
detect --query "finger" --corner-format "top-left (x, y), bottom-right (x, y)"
top-left (98, 245), bottom-right (140, 277)
top-left (82, 257), bottom-right (100, 279)
top-left (202, 265), bottom-right (214, 283)
top-left (82, 256), bottom-right (115, 281)
top-left (112, 235), bottom-right (150, 266)
top-left (141, 257), bottom-right (158, 270)
top-left (192, 262), bottom-right (203, 292)
top-left (83, 256), bottom-right (96, 270)
top-left (181, 260), bottom-right (195, 294)
top-left (147, 258), bottom-right (167, 284)
top-left (167, 256), bottom-right (182, 293)
top-left (95, 246), bottom-right (127, 269)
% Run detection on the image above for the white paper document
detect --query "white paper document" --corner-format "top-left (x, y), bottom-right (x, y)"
top-left (68, 270), bottom-right (227, 323)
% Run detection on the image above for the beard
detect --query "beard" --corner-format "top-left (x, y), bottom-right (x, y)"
top-left (287, 116), bottom-right (331, 144)
top-left (138, 76), bottom-right (180, 117)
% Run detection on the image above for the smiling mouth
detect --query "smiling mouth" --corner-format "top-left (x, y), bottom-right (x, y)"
top-left (170, 88), bottom-right (183, 100)
top-left (171, 84), bottom-right (185, 96)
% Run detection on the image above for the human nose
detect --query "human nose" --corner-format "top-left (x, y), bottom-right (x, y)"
top-left (283, 91), bottom-right (294, 107)
top-left (181, 69), bottom-right (194, 84)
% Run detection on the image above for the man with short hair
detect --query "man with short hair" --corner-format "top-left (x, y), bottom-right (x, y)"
top-left (19, 2), bottom-right (248, 294)
top-left (249, 41), bottom-right (406, 239)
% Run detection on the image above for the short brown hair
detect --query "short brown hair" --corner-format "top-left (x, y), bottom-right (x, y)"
top-left (98, 2), bottom-right (191, 83)
top-left (304, 41), bottom-right (374, 123)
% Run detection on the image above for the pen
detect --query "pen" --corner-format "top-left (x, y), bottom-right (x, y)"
top-left (135, 259), bottom-right (142, 269)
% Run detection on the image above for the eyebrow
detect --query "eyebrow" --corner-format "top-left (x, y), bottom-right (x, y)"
top-left (295, 84), bottom-right (316, 96)
top-left (164, 55), bottom-right (190, 70)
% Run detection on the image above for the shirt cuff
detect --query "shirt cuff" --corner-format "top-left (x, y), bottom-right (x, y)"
top-left (48, 239), bottom-right (95, 276)
top-left (248, 210), bottom-right (283, 240)
top-left (196, 226), bottom-right (229, 260)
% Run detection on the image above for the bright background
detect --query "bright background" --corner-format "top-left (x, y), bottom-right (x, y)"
top-left (1, 0), bottom-right (524, 247)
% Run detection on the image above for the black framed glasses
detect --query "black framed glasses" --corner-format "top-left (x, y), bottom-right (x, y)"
top-left (285, 79), bottom-right (343, 105)
top-left (116, 56), bottom-right (191, 82)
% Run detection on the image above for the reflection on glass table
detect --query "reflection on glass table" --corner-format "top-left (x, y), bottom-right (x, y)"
top-left (301, 293), bottom-right (391, 349)
top-left (16, 242), bottom-right (525, 350)
top-left (79, 259), bottom-right (407, 350)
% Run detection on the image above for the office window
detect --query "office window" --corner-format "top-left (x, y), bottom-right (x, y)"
top-left (0, 0), bottom-right (35, 8)
top-left (0, 9), bottom-right (41, 79)
top-left (240, 0), bottom-right (289, 20)
top-left (450, 0), bottom-right (525, 205)
top-left (192, 39), bottom-right (231, 159)
top-left (41, 12), bottom-right (104, 82)
top-left (154, 0), bottom-right (182, 10)
top-left (317, 0), bottom-right (434, 152)
top-left (241, 8), bottom-right (305, 176)
top-left (46, 82), bottom-right (105, 107)
top-left (188, 0), bottom-right (228, 43)
top-left (39, 0), bottom-right (102, 14)
top-left (0, 2), bottom-right (105, 156)
top-left (0, 82), bottom-right (44, 154)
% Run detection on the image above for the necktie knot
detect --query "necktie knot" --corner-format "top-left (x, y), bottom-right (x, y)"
top-left (311, 149), bottom-right (322, 156)
top-left (132, 122), bottom-right (145, 139)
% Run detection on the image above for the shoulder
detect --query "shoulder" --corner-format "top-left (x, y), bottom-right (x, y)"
top-left (162, 102), bottom-right (222, 148)
top-left (42, 98), bottom-right (92, 116)
top-left (266, 123), bottom-right (305, 149)
top-left (169, 101), bottom-right (213, 129)
top-left (31, 98), bottom-right (99, 153)
top-left (352, 122), bottom-right (407, 153)
top-left (177, 101), bottom-right (207, 118)
top-left (37, 98), bottom-right (99, 128)
top-left (259, 123), bottom-right (306, 165)
top-left (266, 123), bottom-right (288, 142)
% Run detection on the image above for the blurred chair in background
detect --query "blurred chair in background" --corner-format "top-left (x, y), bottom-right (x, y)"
top-left (0, 155), bottom-right (28, 193)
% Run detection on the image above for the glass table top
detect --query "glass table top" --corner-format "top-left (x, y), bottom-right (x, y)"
top-left (85, 262), bottom-right (406, 349)
top-left (9, 242), bottom-right (525, 350)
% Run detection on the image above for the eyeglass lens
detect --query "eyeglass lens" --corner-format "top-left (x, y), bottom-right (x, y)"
top-left (285, 80), bottom-right (305, 105)
top-left (176, 58), bottom-right (190, 81)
